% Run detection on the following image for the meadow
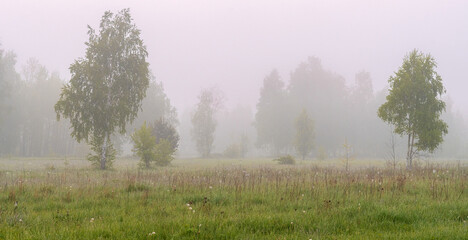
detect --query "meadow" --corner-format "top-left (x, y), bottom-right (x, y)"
top-left (1, 157), bottom-right (468, 239)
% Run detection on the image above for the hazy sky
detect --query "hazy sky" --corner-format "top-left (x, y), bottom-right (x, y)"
top-left (1, 0), bottom-right (468, 114)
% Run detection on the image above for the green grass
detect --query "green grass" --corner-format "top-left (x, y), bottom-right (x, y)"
top-left (1, 158), bottom-right (468, 239)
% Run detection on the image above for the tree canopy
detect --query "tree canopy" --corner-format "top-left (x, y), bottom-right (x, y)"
top-left (55, 9), bottom-right (150, 169)
top-left (378, 49), bottom-right (448, 168)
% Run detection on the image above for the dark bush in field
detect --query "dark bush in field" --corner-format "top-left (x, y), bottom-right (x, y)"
top-left (273, 155), bottom-right (296, 165)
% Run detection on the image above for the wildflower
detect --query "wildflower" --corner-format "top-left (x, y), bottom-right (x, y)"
top-left (189, 207), bottom-right (192, 210)
top-left (186, 203), bottom-right (190, 207)
top-left (301, 194), bottom-right (304, 197)
top-left (302, 210), bottom-right (306, 213)
top-left (199, 224), bottom-right (202, 227)
top-left (209, 186), bottom-right (213, 189)
top-left (193, 210), bottom-right (195, 213)
top-left (90, 218), bottom-right (94, 223)
top-left (14, 201), bottom-right (18, 207)
top-left (433, 169), bottom-right (436, 174)
top-left (291, 221), bottom-right (293, 225)
top-left (19, 219), bottom-right (22, 222)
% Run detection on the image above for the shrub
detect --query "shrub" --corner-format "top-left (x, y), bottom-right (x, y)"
top-left (154, 139), bottom-right (175, 166)
top-left (132, 122), bottom-right (156, 168)
top-left (273, 155), bottom-right (296, 165)
top-left (152, 118), bottom-right (179, 152)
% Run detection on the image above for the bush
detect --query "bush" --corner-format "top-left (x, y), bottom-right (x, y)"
top-left (131, 122), bottom-right (156, 168)
top-left (273, 155), bottom-right (296, 165)
top-left (154, 139), bottom-right (175, 166)
top-left (152, 118), bottom-right (179, 152)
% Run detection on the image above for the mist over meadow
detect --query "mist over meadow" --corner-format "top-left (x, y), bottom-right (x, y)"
top-left (1, 0), bottom-right (467, 161)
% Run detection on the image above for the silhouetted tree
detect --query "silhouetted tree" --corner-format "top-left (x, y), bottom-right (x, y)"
top-left (255, 70), bottom-right (292, 155)
top-left (294, 109), bottom-right (314, 160)
top-left (191, 88), bottom-right (223, 157)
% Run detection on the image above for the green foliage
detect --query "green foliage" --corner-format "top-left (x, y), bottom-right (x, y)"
top-left (378, 50), bottom-right (448, 168)
top-left (154, 139), bottom-right (175, 166)
top-left (55, 9), bottom-right (150, 169)
top-left (87, 136), bottom-right (116, 169)
top-left (132, 122), bottom-right (156, 168)
top-left (273, 155), bottom-right (296, 165)
top-left (294, 109), bottom-right (314, 159)
top-left (152, 118), bottom-right (179, 153)
top-left (132, 122), bottom-right (176, 168)
top-left (191, 88), bottom-right (222, 158)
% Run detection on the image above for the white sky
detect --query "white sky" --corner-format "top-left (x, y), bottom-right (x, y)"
top-left (1, 0), bottom-right (468, 114)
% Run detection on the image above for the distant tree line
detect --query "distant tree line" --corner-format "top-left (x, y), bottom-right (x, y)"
top-left (252, 55), bottom-right (463, 160)
top-left (1, 9), bottom-right (466, 167)
top-left (0, 56), bottom-right (84, 157)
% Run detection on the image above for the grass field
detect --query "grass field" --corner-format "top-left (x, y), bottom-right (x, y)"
top-left (1, 157), bottom-right (468, 239)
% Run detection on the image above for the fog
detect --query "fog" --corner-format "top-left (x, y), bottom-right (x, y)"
top-left (1, 0), bottom-right (468, 159)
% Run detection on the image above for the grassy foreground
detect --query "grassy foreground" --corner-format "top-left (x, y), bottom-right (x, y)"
top-left (1, 159), bottom-right (468, 239)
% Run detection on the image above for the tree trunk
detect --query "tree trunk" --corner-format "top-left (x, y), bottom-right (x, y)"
top-left (406, 133), bottom-right (412, 170)
top-left (410, 132), bottom-right (415, 167)
top-left (100, 136), bottom-right (108, 170)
